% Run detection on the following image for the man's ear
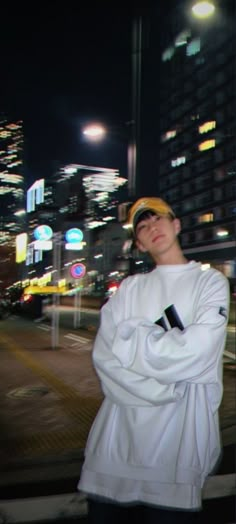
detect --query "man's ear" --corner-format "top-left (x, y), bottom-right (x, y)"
top-left (135, 238), bottom-right (148, 253)
top-left (174, 218), bottom-right (181, 235)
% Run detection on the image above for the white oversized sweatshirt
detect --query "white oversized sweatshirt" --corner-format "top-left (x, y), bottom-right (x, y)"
top-left (78, 262), bottom-right (229, 510)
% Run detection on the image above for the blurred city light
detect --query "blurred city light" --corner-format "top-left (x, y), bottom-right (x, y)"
top-left (192, 1), bottom-right (215, 18)
top-left (201, 264), bottom-right (211, 271)
top-left (82, 124), bottom-right (106, 141)
top-left (14, 209), bottom-right (26, 216)
top-left (217, 230), bottom-right (229, 237)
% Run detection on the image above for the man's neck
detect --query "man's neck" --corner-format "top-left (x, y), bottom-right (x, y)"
top-left (154, 246), bottom-right (188, 266)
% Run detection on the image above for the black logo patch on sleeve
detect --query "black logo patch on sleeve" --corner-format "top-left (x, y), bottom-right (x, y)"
top-left (219, 306), bottom-right (227, 319)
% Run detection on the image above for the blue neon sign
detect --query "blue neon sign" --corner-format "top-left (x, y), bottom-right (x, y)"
top-left (65, 228), bottom-right (83, 243)
top-left (34, 225), bottom-right (53, 241)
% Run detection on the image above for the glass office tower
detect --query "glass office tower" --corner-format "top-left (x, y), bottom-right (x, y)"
top-left (0, 115), bottom-right (25, 246)
top-left (138, 1), bottom-right (236, 283)
top-left (158, 1), bottom-right (236, 275)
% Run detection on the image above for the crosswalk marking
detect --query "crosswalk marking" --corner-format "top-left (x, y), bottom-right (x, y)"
top-left (223, 349), bottom-right (236, 361)
top-left (64, 333), bottom-right (90, 344)
top-left (37, 325), bottom-right (51, 332)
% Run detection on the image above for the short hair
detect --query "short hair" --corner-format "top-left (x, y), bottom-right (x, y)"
top-left (134, 210), bottom-right (174, 236)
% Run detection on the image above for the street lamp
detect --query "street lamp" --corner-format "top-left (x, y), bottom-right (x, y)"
top-left (82, 121), bottom-right (131, 194)
top-left (82, 123), bottom-right (106, 142)
top-left (191, 1), bottom-right (215, 18)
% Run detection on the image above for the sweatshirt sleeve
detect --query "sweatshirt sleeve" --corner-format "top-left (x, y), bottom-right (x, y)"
top-left (112, 271), bottom-right (230, 385)
top-left (92, 282), bottom-right (186, 406)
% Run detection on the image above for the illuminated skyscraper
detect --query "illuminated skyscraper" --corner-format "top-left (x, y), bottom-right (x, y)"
top-left (0, 115), bottom-right (25, 247)
top-left (157, 1), bottom-right (236, 271)
top-left (23, 165), bottom-right (127, 286)
top-left (54, 163), bottom-right (127, 230)
top-left (136, 1), bottom-right (236, 282)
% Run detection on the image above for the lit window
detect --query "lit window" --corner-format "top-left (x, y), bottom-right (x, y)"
top-left (162, 130), bottom-right (177, 142)
top-left (162, 46), bottom-right (175, 62)
top-left (198, 139), bottom-right (215, 152)
top-left (186, 37), bottom-right (201, 56)
top-left (217, 229), bottom-right (229, 237)
top-left (171, 156), bottom-right (186, 167)
top-left (199, 121), bottom-right (216, 134)
top-left (198, 213), bottom-right (214, 223)
top-left (175, 29), bottom-right (191, 47)
top-left (0, 130), bottom-right (11, 138)
top-left (191, 114), bottom-right (200, 121)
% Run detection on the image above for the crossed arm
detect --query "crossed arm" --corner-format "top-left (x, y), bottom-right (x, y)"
top-left (93, 274), bottom-right (229, 407)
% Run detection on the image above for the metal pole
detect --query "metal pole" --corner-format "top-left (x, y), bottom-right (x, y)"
top-left (128, 14), bottom-right (142, 197)
top-left (73, 289), bottom-right (81, 329)
top-left (51, 232), bottom-right (61, 349)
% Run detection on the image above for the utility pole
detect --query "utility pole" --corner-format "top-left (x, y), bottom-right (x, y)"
top-left (51, 231), bottom-right (61, 349)
top-left (128, 14), bottom-right (143, 198)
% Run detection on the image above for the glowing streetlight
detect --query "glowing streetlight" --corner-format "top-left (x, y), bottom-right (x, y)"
top-left (82, 124), bottom-right (106, 142)
top-left (82, 120), bottom-right (134, 197)
top-left (192, 1), bottom-right (215, 19)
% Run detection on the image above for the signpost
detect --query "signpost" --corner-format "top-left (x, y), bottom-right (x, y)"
top-left (73, 289), bottom-right (82, 329)
top-left (29, 225), bottom-right (86, 345)
top-left (52, 232), bottom-right (62, 349)
top-left (70, 263), bottom-right (86, 328)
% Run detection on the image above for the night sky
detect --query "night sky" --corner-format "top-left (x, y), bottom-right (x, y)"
top-left (1, 6), bottom-right (138, 184)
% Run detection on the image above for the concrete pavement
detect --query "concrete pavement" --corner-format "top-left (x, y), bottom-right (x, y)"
top-left (0, 315), bottom-right (102, 472)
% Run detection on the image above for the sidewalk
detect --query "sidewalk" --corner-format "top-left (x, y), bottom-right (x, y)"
top-left (0, 314), bottom-right (235, 522)
top-left (0, 315), bottom-right (103, 477)
top-left (0, 315), bottom-right (235, 469)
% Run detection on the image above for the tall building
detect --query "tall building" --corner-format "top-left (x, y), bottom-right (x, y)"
top-left (26, 178), bottom-right (56, 275)
top-left (0, 115), bottom-right (25, 288)
top-left (54, 163), bottom-right (127, 229)
top-left (0, 115), bottom-right (25, 245)
top-left (138, 0), bottom-right (236, 283)
top-left (54, 163), bottom-right (127, 284)
top-left (24, 165), bottom-right (127, 292)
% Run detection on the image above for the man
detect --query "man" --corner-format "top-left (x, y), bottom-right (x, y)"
top-left (78, 197), bottom-right (229, 523)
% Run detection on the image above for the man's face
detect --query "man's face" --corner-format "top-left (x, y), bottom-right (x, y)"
top-left (135, 212), bottom-right (181, 259)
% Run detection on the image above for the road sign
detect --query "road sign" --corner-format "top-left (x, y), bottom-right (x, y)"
top-left (65, 228), bottom-right (83, 243)
top-left (70, 263), bottom-right (86, 279)
top-left (34, 225), bottom-right (53, 241)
